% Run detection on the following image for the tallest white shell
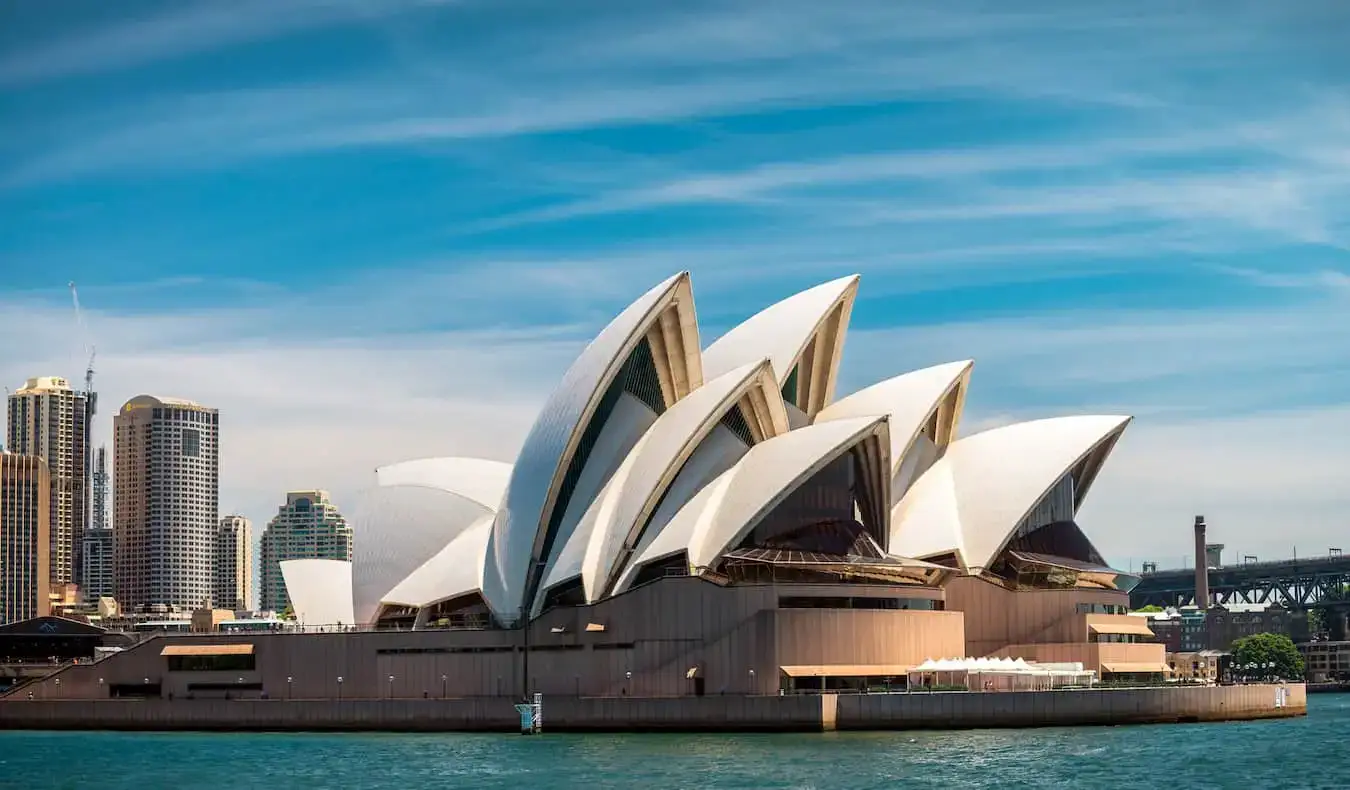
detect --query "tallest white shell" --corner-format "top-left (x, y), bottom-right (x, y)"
top-left (482, 272), bottom-right (702, 623)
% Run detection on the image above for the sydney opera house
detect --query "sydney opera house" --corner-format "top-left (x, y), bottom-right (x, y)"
top-left (24, 272), bottom-right (1167, 702)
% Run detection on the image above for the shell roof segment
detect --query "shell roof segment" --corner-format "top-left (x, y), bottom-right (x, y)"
top-left (816, 360), bottom-right (972, 482)
top-left (280, 559), bottom-right (355, 627)
top-left (483, 272), bottom-right (700, 622)
top-left (890, 414), bottom-right (1131, 571)
top-left (379, 513), bottom-right (494, 608)
top-left (374, 457), bottom-right (513, 512)
top-left (577, 360), bottom-right (788, 604)
top-left (702, 275), bottom-right (858, 417)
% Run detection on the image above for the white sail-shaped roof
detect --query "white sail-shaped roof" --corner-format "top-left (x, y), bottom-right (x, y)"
top-left (379, 513), bottom-right (493, 608)
top-left (702, 275), bottom-right (858, 418)
top-left (484, 272), bottom-right (702, 623)
top-left (890, 415), bottom-right (1131, 571)
top-left (674, 415), bottom-right (890, 571)
top-left (280, 559), bottom-right (355, 627)
top-left (611, 465), bottom-right (735, 595)
top-left (374, 457), bottom-right (513, 511)
top-left (576, 360), bottom-right (788, 604)
top-left (815, 360), bottom-right (972, 483)
top-left (352, 456), bottom-right (505, 625)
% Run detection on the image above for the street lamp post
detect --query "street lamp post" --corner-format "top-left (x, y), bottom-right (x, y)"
top-left (337, 676), bottom-right (344, 700)
top-left (287, 676), bottom-right (293, 700)
top-left (625, 670), bottom-right (632, 696)
top-left (748, 668), bottom-right (756, 694)
top-left (388, 674), bottom-right (395, 699)
top-left (441, 674), bottom-right (447, 699)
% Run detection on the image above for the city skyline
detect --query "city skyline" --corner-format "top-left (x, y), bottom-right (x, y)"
top-left (1, 1), bottom-right (1349, 569)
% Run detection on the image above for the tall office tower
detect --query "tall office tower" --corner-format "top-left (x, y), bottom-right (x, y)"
top-left (90, 446), bottom-right (108, 531)
top-left (113, 396), bottom-right (219, 610)
top-left (80, 446), bottom-right (114, 601)
top-left (259, 491), bottom-right (351, 613)
top-left (79, 527), bottom-right (114, 602)
top-left (214, 515), bottom-right (254, 611)
top-left (6, 377), bottom-right (89, 589)
top-left (0, 453), bottom-right (51, 622)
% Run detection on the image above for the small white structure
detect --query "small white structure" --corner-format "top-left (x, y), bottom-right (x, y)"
top-left (909, 657), bottom-right (1096, 691)
top-left (280, 559), bottom-right (355, 629)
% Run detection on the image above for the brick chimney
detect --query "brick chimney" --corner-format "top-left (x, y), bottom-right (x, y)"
top-left (1194, 515), bottom-right (1210, 609)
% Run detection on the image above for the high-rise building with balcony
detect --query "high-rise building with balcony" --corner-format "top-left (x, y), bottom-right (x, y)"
top-left (214, 515), bottom-right (254, 611)
top-left (260, 491), bottom-right (351, 613)
top-left (113, 396), bottom-right (219, 610)
top-left (6, 377), bottom-right (89, 589)
top-left (0, 453), bottom-right (50, 622)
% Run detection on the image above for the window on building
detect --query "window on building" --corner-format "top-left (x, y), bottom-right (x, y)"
top-left (166, 653), bottom-right (256, 672)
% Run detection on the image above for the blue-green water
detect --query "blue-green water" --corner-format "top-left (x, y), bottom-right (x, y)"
top-left (2, 696), bottom-right (1346, 790)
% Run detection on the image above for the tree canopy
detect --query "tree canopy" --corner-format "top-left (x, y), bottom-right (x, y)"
top-left (1231, 633), bottom-right (1304, 680)
top-left (1133, 605), bottom-right (1164, 613)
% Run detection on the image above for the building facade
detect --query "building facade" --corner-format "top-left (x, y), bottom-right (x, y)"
top-left (6, 377), bottom-right (89, 588)
top-left (1206, 603), bottom-right (1293, 650)
top-left (1168, 650), bottom-right (1228, 683)
top-left (214, 515), bottom-right (254, 611)
top-left (1298, 641), bottom-right (1350, 682)
top-left (113, 396), bottom-right (220, 610)
top-left (0, 454), bottom-right (50, 623)
top-left (260, 492), bottom-right (351, 613)
top-left (79, 527), bottom-right (114, 602)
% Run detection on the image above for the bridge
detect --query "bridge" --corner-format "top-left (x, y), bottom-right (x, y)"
top-left (1130, 553), bottom-right (1350, 609)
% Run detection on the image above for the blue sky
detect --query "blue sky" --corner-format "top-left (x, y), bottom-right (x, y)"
top-left (2, 0), bottom-right (1348, 567)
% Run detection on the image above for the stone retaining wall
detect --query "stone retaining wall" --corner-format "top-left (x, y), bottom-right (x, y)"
top-left (0, 684), bottom-right (1305, 733)
top-left (836, 683), bottom-right (1307, 729)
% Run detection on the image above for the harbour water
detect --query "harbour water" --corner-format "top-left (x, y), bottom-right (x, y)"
top-left (2, 695), bottom-right (1344, 789)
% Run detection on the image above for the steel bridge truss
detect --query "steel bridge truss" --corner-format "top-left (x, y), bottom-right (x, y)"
top-left (1130, 555), bottom-right (1350, 609)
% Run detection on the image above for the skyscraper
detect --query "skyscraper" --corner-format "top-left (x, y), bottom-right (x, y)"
top-left (80, 446), bottom-right (113, 601)
top-left (90, 445), bottom-right (108, 531)
top-left (6, 377), bottom-right (89, 589)
top-left (214, 515), bottom-right (254, 611)
top-left (0, 453), bottom-right (50, 622)
top-left (79, 529), bottom-right (114, 602)
top-left (113, 396), bottom-right (219, 610)
top-left (260, 491), bottom-right (351, 613)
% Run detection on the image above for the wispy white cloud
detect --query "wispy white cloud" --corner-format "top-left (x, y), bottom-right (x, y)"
top-left (0, 0), bottom-right (461, 86)
top-left (7, 1), bottom-right (1344, 188)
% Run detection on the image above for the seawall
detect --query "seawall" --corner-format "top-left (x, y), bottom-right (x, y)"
top-left (0, 684), bottom-right (1305, 733)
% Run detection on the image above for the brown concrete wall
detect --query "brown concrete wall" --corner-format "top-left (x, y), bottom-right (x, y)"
top-left (15, 576), bottom-right (960, 701)
top-left (986, 642), bottom-right (1166, 672)
top-left (0, 685), bottom-right (1305, 732)
top-left (773, 609), bottom-right (964, 668)
top-left (0, 695), bottom-right (826, 732)
top-left (836, 683), bottom-right (1307, 729)
top-left (944, 575), bottom-right (1131, 656)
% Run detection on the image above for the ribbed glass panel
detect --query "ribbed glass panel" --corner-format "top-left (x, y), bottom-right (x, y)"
top-left (718, 403), bottom-right (755, 446)
top-left (1012, 474), bottom-right (1075, 538)
top-left (781, 363), bottom-right (799, 405)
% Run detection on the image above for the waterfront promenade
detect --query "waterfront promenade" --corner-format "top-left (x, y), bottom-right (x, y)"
top-left (0, 683), bottom-right (1305, 732)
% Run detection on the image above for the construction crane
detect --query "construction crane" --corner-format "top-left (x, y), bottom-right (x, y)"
top-left (68, 281), bottom-right (97, 418)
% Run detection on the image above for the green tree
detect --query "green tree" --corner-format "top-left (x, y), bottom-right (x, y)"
top-left (1230, 633), bottom-right (1304, 680)
top-left (280, 604), bottom-right (295, 621)
top-left (1133, 605), bottom-right (1164, 613)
